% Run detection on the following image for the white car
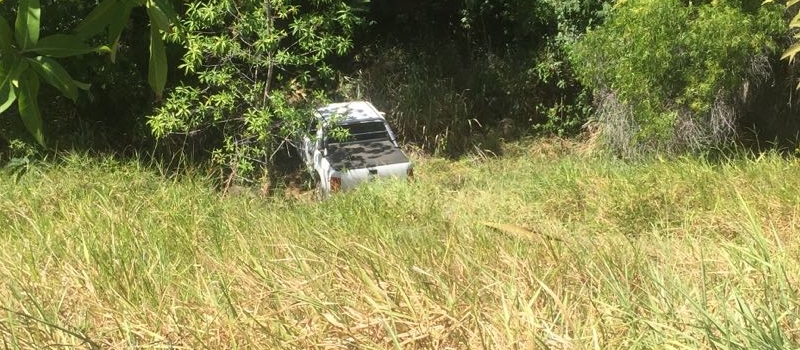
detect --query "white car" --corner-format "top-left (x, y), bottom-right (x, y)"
top-left (297, 101), bottom-right (413, 195)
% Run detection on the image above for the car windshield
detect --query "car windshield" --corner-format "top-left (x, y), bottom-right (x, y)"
top-left (331, 121), bottom-right (390, 143)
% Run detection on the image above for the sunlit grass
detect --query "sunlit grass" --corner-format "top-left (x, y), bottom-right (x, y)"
top-left (1, 140), bottom-right (800, 349)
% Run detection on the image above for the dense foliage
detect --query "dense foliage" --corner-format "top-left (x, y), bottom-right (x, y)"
top-left (352, 0), bottom-right (609, 155)
top-left (0, 0), bottom-right (177, 155)
top-left (571, 0), bottom-right (784, 156)
top-left (147, 0), bottom-right (363, 184)
top-left (2, 0), bottom-right (800, 177)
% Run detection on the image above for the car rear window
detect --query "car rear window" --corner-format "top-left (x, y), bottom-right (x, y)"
top-left (332, 121), bottom-right (390, 143)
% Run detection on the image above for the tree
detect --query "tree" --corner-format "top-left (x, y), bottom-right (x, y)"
top-left (0, 0), bottom-right (178, 146)
top-left (0, 0), bottom-right (106, 145)
top-left (147, 0), bottom-right (364, 185)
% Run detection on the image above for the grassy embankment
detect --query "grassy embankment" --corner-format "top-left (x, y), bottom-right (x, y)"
top-left (1, 139), bottom-right (800, 349)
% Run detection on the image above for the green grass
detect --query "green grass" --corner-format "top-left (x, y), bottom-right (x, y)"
top-left (1, 140), bottom-right (800, 349)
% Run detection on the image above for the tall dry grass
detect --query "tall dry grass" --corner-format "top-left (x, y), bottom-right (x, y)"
top-left (1, 141), bottom-right (799, 349)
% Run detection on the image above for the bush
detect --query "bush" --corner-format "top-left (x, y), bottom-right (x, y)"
top-left (571, 0), bottom-right (783, 157)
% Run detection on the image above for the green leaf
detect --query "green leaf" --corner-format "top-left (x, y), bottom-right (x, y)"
top-left (28, 56), bottom-right (78, 102)
top-left (146, 2), bottom-right (171, 33)
top-left (15, 0), bottom-right (40, 49)
top-left (148, 24), bottom-right (167, 98)
top-left (782, 42), bottom-right (800, 64)
top-left (150, 0), bottom-right (178, 22)
top-left (17, 69), bottom-right (44, 146)
top-left (29, 34), bottom-right (109, 58)
top-left (108, 4), bottom-right (133, 43)
top-left (108, 4), bottom-right (133, 62)
top-left (0, 16), bottom-right (13, 52)
top-left (0, 81), bottom-right (15, 115)
top-left (74, 80), bottom-right (91, 91)
top-left (75, 0), bottom-right (124, 39)
top-left (0, 54), bottom-right (27, 92)
top-left (0, 54), bottom-right (21, 114)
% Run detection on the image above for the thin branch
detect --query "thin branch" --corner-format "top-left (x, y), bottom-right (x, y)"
top-left (263, 0), bottom-right (275, 107)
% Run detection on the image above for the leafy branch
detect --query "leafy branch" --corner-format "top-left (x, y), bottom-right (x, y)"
top-left (0, 0), bottom-right (178, 145)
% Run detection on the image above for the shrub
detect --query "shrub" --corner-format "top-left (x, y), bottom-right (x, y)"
top-left (571, 0), bottom-right (783, 157)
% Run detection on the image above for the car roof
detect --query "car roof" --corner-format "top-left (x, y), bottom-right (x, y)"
top-left (316, 101), bottom-right (385, 124)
